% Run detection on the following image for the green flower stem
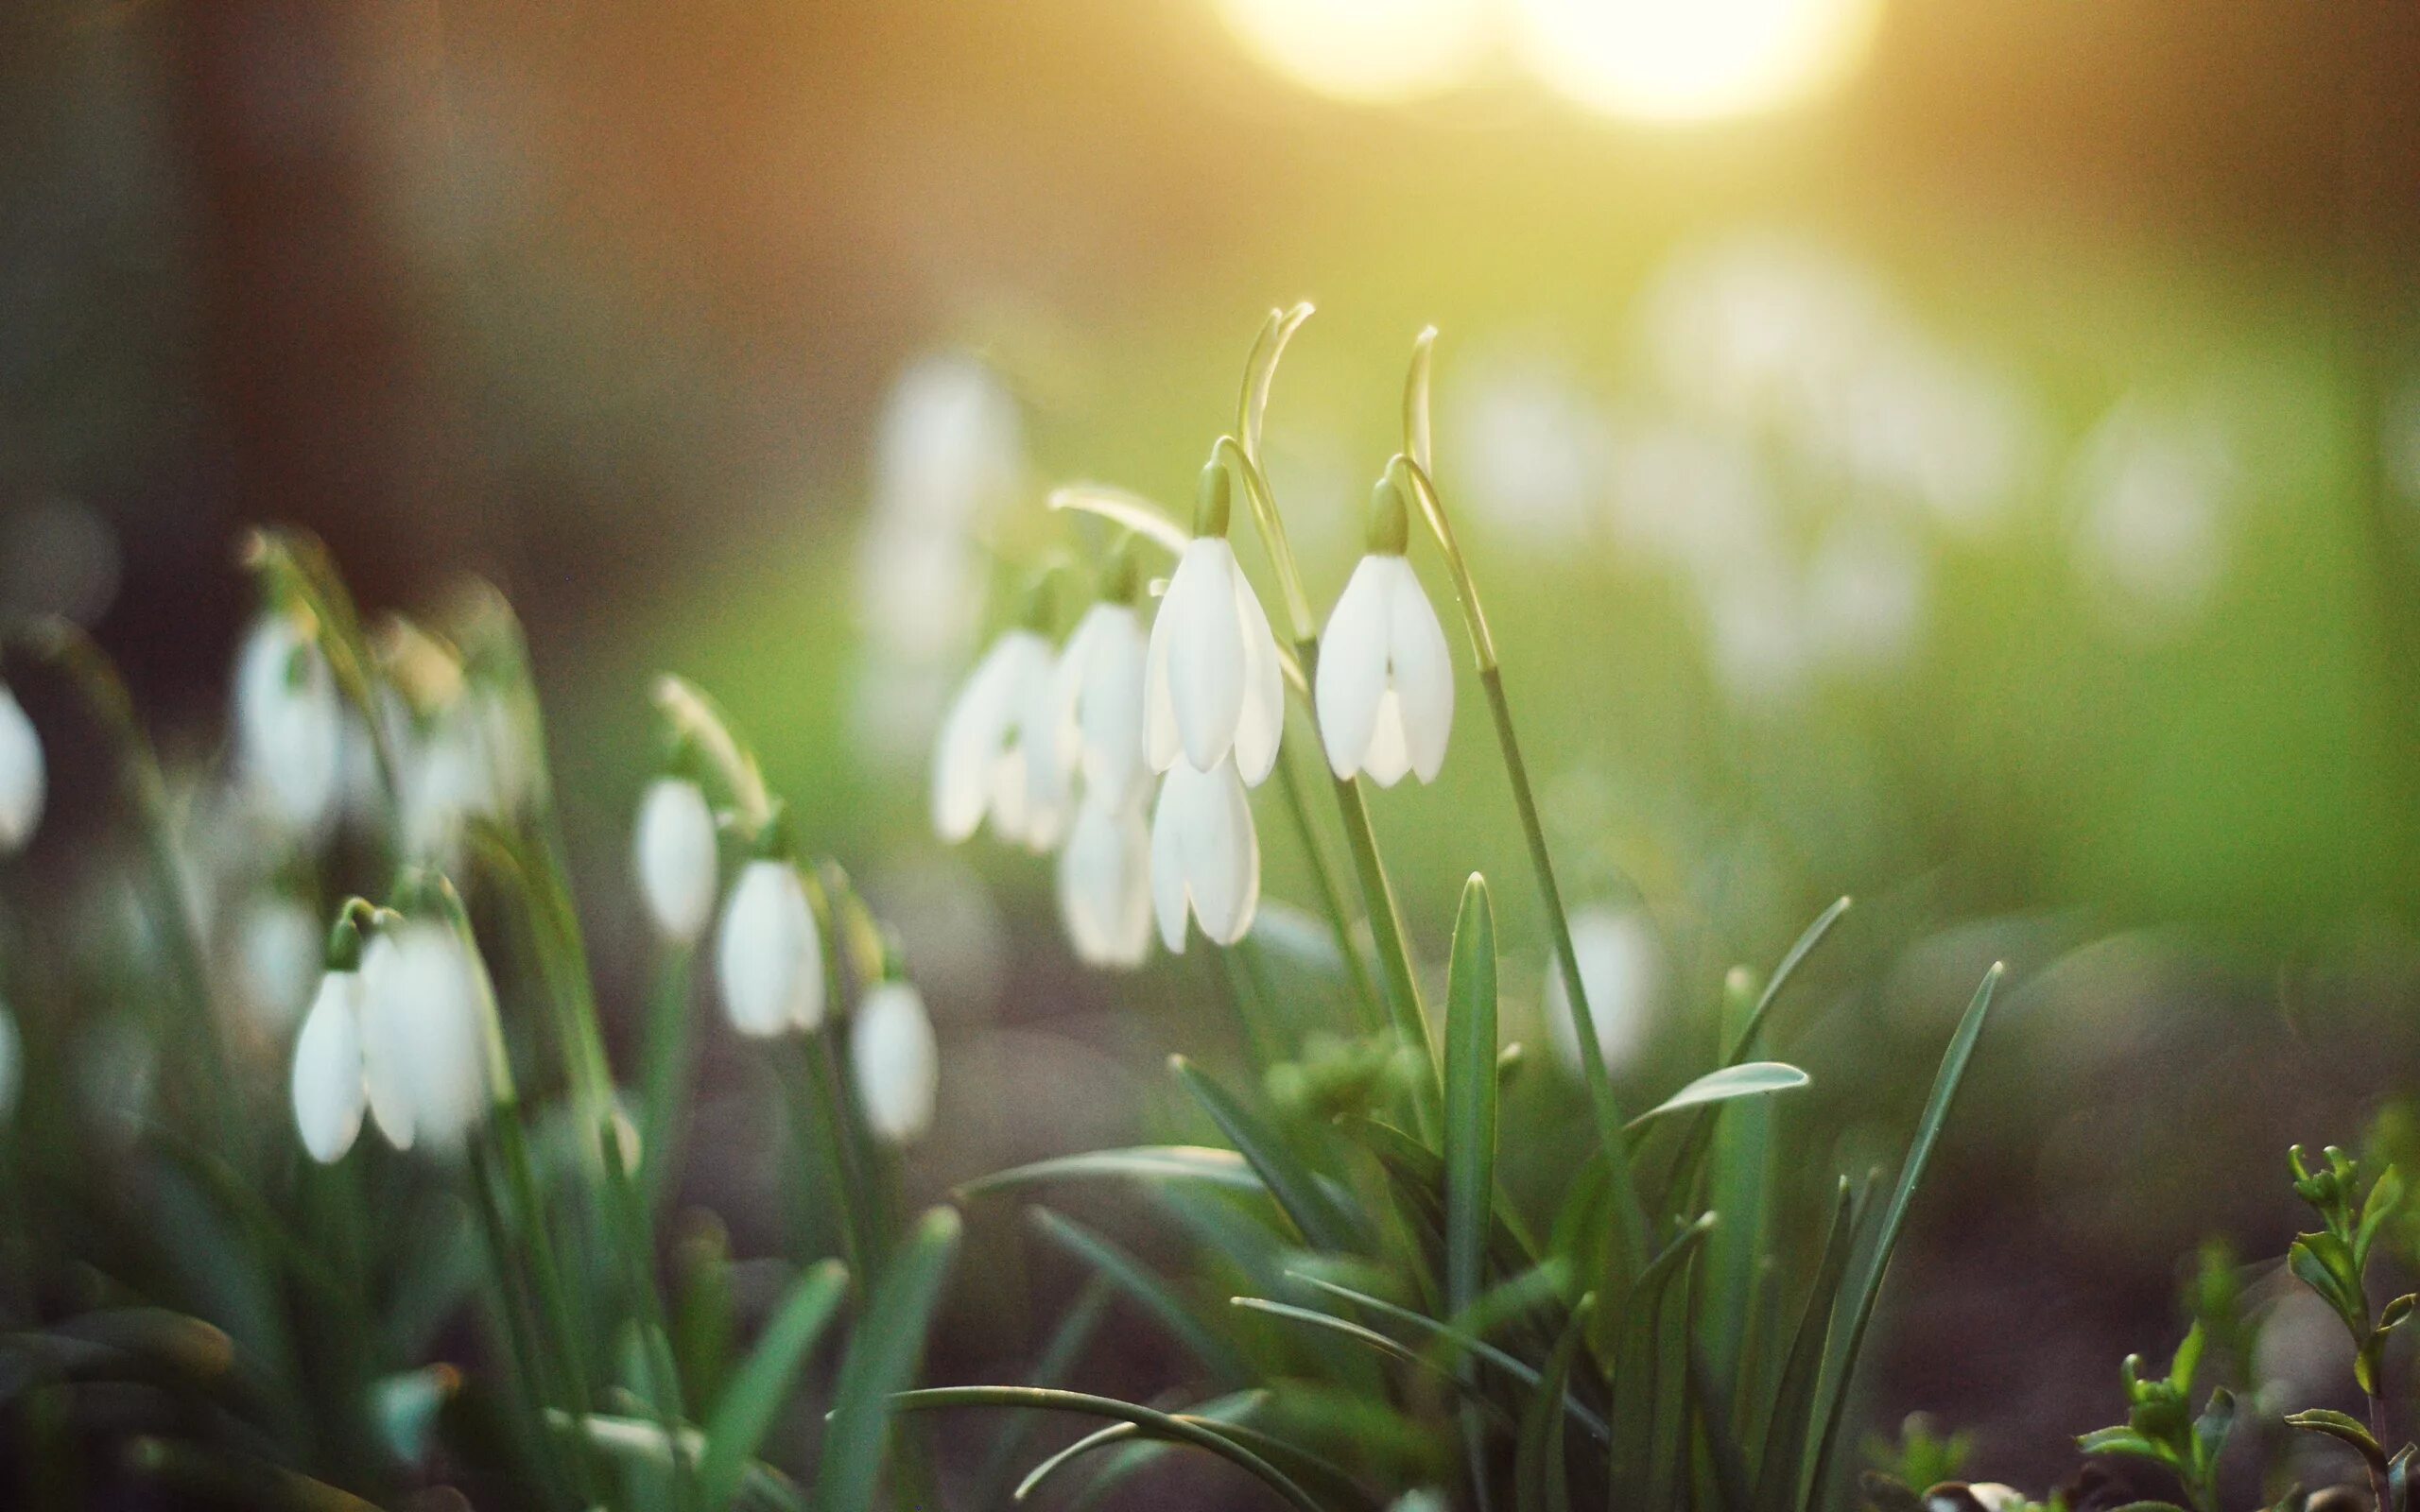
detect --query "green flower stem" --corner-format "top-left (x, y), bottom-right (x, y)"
top-left (597, 1116), bottom-right (696, 1511)
top-left (802, 868), bottom-right (889, 1260)
top-left (1391, 452), bottom-right (1651, 1273)
top-left (1271, 744), bottom-right (1389, 1039)
top-left (1217, 437), bottom-right (1442, 1136)
top-left (635, 945), bottom-right (699, 1223)
top-left (467, 1139), bottom-right (594, 1506)
top-left (19, 622), bottom-right (236, 1155)
top-left (776, 1038), bottom-right (870, 1284)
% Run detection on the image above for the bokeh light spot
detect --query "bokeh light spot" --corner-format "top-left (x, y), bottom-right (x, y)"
top-left (1510, 0), bottom-right (1883, 123)
top-left (1216, 0), bottom-right (1491, 105)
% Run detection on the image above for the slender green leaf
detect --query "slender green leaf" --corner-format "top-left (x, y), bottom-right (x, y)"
top-left (1030, 1208), bottom-right (1251, 1386)
top-left (1722, 898), bottom-right (1854, 1065)
top-left (1804, 963), bottom-right (2004, 1508)
top-left (957, 1145), bottom-right (1264, 1200)
top-left (1622, 1063), bottom-right (1809, 1137)
top-left (816, 1208), bottom-right (963, 1512)
top-left (1514, 1298), bottom-right (1594, 1512)
top-left (972, 1279), bottom-right (1117, 1509)
top-left (1753, 1178), bottom-right (1862, 1512)
top-left (1609, 1215), bottom-right (1715, 1494)
top-left (1173, 1057), bottom-right (1365, 1254)
top-left (1445, 875), bottom-right (1502, 1320)
top-left (698, 1260), bottom-right (847, 1512)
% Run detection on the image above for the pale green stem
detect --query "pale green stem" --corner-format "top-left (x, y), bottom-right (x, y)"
top-left (1272, 743), bottom-right (1389, 1039)
top-left (1391, 453), bottom-right (1651, 1271)
top-left (635, 945), bottom-right (699, 1223)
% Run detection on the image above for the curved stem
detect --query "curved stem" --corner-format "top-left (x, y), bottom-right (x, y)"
top-left (1390, 452), bottom-right (1649, 1270)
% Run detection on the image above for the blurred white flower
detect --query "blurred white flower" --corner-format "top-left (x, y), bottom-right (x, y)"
top-left (1046, 594), bottom-right (1150, 813)
top-left (1603, 416), bottom-right (1775, 574)
top-left (1150, 757), bottom-right (1260, 951)
top-left (931, 627), bottom-right (1063, 850)
top-left (233, 612), bottom-right (345, 839)
top-left (236, 893), bottom-right (322, 1035)
top-left (0, 681), bottom-right (45, 854)
top-left (851, 980), bottom-right (940, 1144)
top-left (717, 859), bottom-right (823, 1038)
top-left (291, 968), bottom-right (367, 1163)
top-left (1641, 235), bottom-right (1898, 434)
top-left (359, 920), bottom-right (492, 1153)
top-left (398, 713), bottom-right (493, 868)
top-left (1058, 793), bottom-right (1152, 969)
top-left (634, 777), bottom-right (719, 944)
top-left (1146, 503), bottom-right (1285, 784)
top-left (1804, 518), bottom-right (1929, 675)
top-left (1317, 549), bottom-right (1454, 787)
top-left (2069, 399), bottom-right (2237, 638)
top-left (1444, 353), bottom-right (1609, 547)
top-left (1543, 906), bottom-right (1663, 1076)
top-left (0, 999), bottom-right (21, 1125)
top-left (1700, 556), bottom-right (1811, 712)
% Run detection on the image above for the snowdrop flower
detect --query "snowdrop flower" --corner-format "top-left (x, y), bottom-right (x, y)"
top-left (237, 892), bottom-right (323, 1034)
top-left (0, 999), bottom-right (22, 1125)
top-left (931, 611), bottom-right (1063, 851)
top-left (1145, 463), bottom-right (1284, 786)
top-left (1150, 757), bottom-right (1259, 952)
top-left (291, 965), bottom-right (367, 1162)
top-left (233, 611), bottom-right (344, 838)
top-left (0, 681), bottom-right (44, 854)
top-left (358, 919), bottom-right (493, 1153)
top-left (1044, 548), bottom-right (1150, 812)
top-left (1543, 906), bottom-right (1663, 1076)
top-left (716, 856), bottom-right (823, 1037)
top-left (1057, 793), bottom-right (1151, 968)
top-left (851, 979), bottom-right (939, 1144)
top-left (1315, 479), bottom-right (1454, 786)
top-left (634, 775), bottom-right (718, 944)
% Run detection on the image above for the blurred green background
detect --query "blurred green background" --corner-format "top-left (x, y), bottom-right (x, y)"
top-left (7, 0), bottom-right (2420, 1492)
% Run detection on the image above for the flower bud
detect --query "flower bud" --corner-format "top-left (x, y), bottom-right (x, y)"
top-left (290, 970), bottom-right (367, 1163)
top-left (0, 681), bottom-right (44, 854)
top-left (851, 980), bottom-right (939, 1144)
top-left (716, 859), bottom-right (823, 1037)
top-left (634, 777), bottom-right (718, 943)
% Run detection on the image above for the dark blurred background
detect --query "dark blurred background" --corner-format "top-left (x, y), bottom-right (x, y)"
top-left (8, 0), bottom-right (2420, 1495)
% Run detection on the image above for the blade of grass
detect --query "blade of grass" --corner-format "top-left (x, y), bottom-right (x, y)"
top-left (1030, 1207), bottom-right (1252, 1387)
top-left (1514, 1297), bottom-right (1595, 1512)
top-left (1751, 1177), bottom-right (1860, 1512)
top-left (1621, 1063), bottom-right (1809, 1139)
top-left (697, 1259), bottom-right (846, 1512)
top-left (1445, 875), bottom-right (1503, 1512)
top-left (958, 1145), bottom-right (1265, 1199)
top-left (970, 1278), bottom-right (1116, 1509)
top-left (1801, 963), bottom-right (2003, 1510)
top-left (815, 1208), bottom-right (962, 1512)
top-left (1608, 1214), bottom-right (1716, 1498)
top-left (1172, 1057), bottom-right (1366, 1254)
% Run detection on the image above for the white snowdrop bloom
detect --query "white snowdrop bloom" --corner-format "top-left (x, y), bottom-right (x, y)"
top-left (930, 627), bottom-right (1063, 851)
top-left (399, 715), bottom-right (492, 868)
top-left (1057, 793), bottom-right (1152, 968)
top-left (0, 999), bottom-right (22, 1125)
top-left (1046, 592), bottom-right (1150, 812)
top-left (1150, 757), bottom-right (1260, 952)
top-left (1144, 465), bottom-right (1285, 787)
top-left (0, 681), bottom-right (44, 854)
top-left (851, 980), bottom-right (940, 1144)
top-left (1316, 488), bottom-right (1454, 786)
top-left (1803, 518), bottom-right (1928, 676)
top-left (634, 777), bottom-right (718, 944)
top-left (233, 613), bottom-right (344, 838)
top-left (290, 969), bottom-right (367, 1163)
top-left (237, 893), bottom-right (323, 1034)
top-left (1542, 906), bottom-right (1664, 1077)
top-left (716, 859), bottom-right (823, 1037)
top-left (369, 920), bottom-right (492, 1152)
top-left (355, 932), bottom-right (418, 1149)
top-left (2069, 400), bottom-right (2236, 639)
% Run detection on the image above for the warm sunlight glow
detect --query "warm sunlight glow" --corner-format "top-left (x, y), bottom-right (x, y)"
top-left (1510, 0), bottom-right (1883, 123)
top-left (1216, 0), bottom-right (1491, 104)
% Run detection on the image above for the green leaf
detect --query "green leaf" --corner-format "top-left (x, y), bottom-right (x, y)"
top-left (1030, 1208), bottom-right (1251, 1386)
top-left (970, 1279), bottom-right (1116, 1510)
top-left (1513, 1297), bottom-right (1594, 1512)
top-left (957, 1145), bottom-right (1265, 1199)
top-left (1622, 1063), bottom-right (1809, 1137)
top-left (1722, 898), bottom-right (1855, 1065)
top-left (1173, 1057), bottom-right (1366, 1254)
top-left (815, 1208), bottom-right (963, 1512)
top-left (550, 1412), bottom-right (806, 1512)
top-left (2168, 1321), bottom-right (2204, 1397)
top-left (698, 1259), bottom-right (846, 1512)
top-left (1444, 874), bottom-right (1501, 1322)
top-left (2076, 1427), bottom-right (2168, 1463)
top-left (1752, 1177), bottom-right (1864, 1512)
top-left (1610, 1215), bottom-right (1716, 1494)
top-left (2289, 1232), bottom-right (2368, 1328)
top-left (892, 1385), bottom-right (1324, 1512)
top-left (2284, 1409), bottom-right (2384, 1472)
top-left (1803, 963), bottom-right (2003, 1507)
top-left (2360, 1166), bottom-right (2407, 1272)
top-left (1238, 302), bottom-right (1316, 460)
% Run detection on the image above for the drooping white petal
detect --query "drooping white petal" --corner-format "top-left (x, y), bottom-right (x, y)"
top-left (851, 981), bottom-right (940, 1144)
top-left (1229, 564), bottom-right (1286, 787)
top-left (1144, 593), bottom-right (1183, 774)
top-left (716, 859), bottom-right (822, 1037)
top-left (1542, 907), bottom-right (1663, 1076)
top-left (0, 682), bottom-right (44, 854)
top-left (1384, 558), bottom-right (1456, 783)
top-left (1162, 540), bottom-right (1248, 773)
top-left (356, 933), bottom-right (416, 1149)
top-left (1315, 557), bottom-right (1392, 780)
top-left (388, 922), bottom-right (493, 1151)
top-left (931, 633), bottom-right (1022, 843)
top-left (291, 971), bottom-right (367, 1163)
top-left (635, 777), bottom-right (719, 943)
top-left (233, 615), bottom-right (344, 838)
top-left (399, 718), bottom-right (489, 869)
top-left (1362, 687), bottom-right (1414, 787)
top-left (1074, 605), bottom-right (1148, 810)
top-left (1149, 773), bottom-right (1191, 954)
top-left (1178, 759), bottom-right (1259, 945)
top-left (1057, 794), bottom-right (1151, 968)
top-left (1008, 632), bottom-right (1066, 851)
